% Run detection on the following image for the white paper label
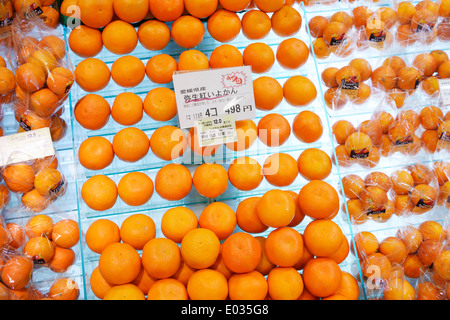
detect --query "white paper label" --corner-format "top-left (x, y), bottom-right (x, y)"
top-left (439, 79), bottom-right (450, 106)
top-left (173, 66), bottom-right (256, 129)
top-left (0, 128), bottom-right (55, 167)
top-left (195, 114), bottom-right (238, 147)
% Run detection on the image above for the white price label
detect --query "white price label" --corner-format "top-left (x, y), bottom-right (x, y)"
top-left (0, 128), bottom-right (55, 167)
top-left (195, 115), bottom-right (238, 147)
top-left (439, 79), bottom-right (450, 106)
top-left (173, 66), bottom-right (256, 129)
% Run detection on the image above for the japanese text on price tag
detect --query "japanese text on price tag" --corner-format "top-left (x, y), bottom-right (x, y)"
top-left (195, 114), bottom-right (238, 147)
top-left (439, 79), bottom-right (450, 107)
top-left (0, 128), bottom-right (55, 167)
top-left (173, 66), bottom-right (256, 129)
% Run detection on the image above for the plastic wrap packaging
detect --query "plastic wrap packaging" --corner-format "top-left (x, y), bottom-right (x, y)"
top-left (8, 15), bottom-right (73, 142)
top-left (342, 160), bottom-right (441, 226)
top-left (350, 212), bottom-right (449, 300)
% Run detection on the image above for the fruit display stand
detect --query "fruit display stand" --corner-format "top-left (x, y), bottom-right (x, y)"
top-left (0, 0), bottom-right (449, 301)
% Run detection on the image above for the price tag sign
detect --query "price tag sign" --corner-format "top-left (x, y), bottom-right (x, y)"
top-left (195, 114), bottom-right (238, 147)
top-left (0, 128), bottom-right (55, 167)
top-left (173, 66), bottom-right (256, 129)
top-left (439, 79), bottom-right (450, 106)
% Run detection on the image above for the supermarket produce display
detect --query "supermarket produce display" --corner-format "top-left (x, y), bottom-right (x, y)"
top-left (0, 0), bottom-right (449, 301)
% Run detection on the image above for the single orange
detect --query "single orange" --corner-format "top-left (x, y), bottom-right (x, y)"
top-left (111, 92), bottom-right (143, 126)
top-left (161, 206), bottom-right (198, 243)
top-left (207, 9), bottom-right (241, 43)
top-left (256, 189), bottom-right (296, 228)
top-left (74, 58), bottom-right (111, 93)
top-left (253, 76), bottom-right (283, 111)
top-left (221, 232), bottom-right (262, 274)
top-left (110, 56), bottom-right (145, 88)
top-left (81, 175), bottom-right (118, 212)
top-left (112, 127), bottom-right (149, 162)
top-left (283, 75), bottom-right (317, 107)
top-left (74, 94), bottom-right (111, 130)
top-left (141, 237), bottom-right (181, 279)
top-left (171, 15), bottom-right (205, 49)
top-left (117, 172), bottom-right (154, 207)
top-left (276, 38), bottom-right (309, 70)
top-left (263, 153), bottom-right (298, 187)
top-left (143, 87), bottom-right (177, 122)
top-left (243, 42), bottom-right (275, 74)
top-left (228, 156), bottom-right (263, 191)
top-left (192, 163), bottom-right (228, 198)
top-left (209, 44), bottom-right (243, 69)
top-left (199, 201), bottom-right (236, 240)
top-left (145, 54), bottom-right (178, 84)
top-left (137, 20), bottom-right (171, 51)
top-left (155, 163), bottom-right (192, 201)
top-left (149, 125), bottom-right (187, 161)
top-left (241, 10), bottom-right (271, 40)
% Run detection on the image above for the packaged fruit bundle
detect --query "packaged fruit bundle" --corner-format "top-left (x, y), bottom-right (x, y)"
top-left (8, 16), bottom-right (73, 141)
top-left (342, 159), bottom-right (443, 226)
top-left (0, 152), bottom-right (67, 213)
top-left (351, 216), bottom-right (449, 300)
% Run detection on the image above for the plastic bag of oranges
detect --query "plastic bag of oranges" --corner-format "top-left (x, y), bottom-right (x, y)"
top-left (0, 152), bottom-right (67, 214)
top-left (9, 15), bottom-right (74, 122)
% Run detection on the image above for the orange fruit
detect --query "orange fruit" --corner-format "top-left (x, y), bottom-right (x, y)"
top-left (48, 278), bottom-right (79, 300)
top-left (323, 21), bottom-right (347, 46)
top-left (74, 94), bottom-right (111, 131)
top-left (417, 239), bottom-right (443, 266)
top-left (23, 236), bottom-right (55, 264)
top-left (143, 87), bottom-right (177, 122)
top-left (15, 63), bottom-right (46, 93)
top-left (225, 119), bottom-right (258, 151)
top-left (267, 266), bottom-right (303, 300)
top-left (228, 270), bottom-right (268, 300)
top-left (416, 282), bottom-right (445, 300)
top-left (46, 67), bottom-right (75, 96)
top-left (235, 197), bottom-right (268, 234)
top-left (332, 120), bottom-right (355, 145)
top-left (253, 76), bottom-right (283, 111)
top-left (256, 189), bottom-right (296, 228)
top-left (149, 125), bottom-right (187, 161)
top-left (420, 106), bottom-right (444, 130)
top-left (433, 250), bottom-right (450, 280)
top-left (272, 5), bottom-right (302, 37)
top-left (263, 153), bottom-right (298, 187)
top-left (243, 42), bottom-right (275, 74)
top-left (68, 25), bottom-right (103, 58)
top-left (303, 257), bottom-right (342, 298)
top-left (24, 214), bottom-right (53, 239)
top-left (180, 228), bottom-right (220, 269)
top-left (137, 20), bottom-right (171, 51)
top-left (419, 220), bottom-right (446, 241)
top-left (145, 54), bottom-right (178, 84)
top-left (186, 269), bottom-right (228, 300)
top-left (21, 189), bottom-right (49, 213)
top-left (413, 53), bottom-right (439, 77)
top-left (396, 67), bottom-right (422, 90)
top-left (78, 0), bottom-right (114, 29)
top-left (117, 172), bottom-right (154, 207)
top-left (276, 38), bottom-right (309, 70)
top-left (241, 10), bottom-right (271, 40)
top-left (51, 219), bottom-right (79, 249)
top-left (383, 277), bottom-right (415, 300)
top-left (78, 136), bottom-right (115, 171)
top-left (110, 56), bottom-right (145, 88)
top-left (74, 58), bottom-right (111, 93)
top-left (219, 0), bottom-right (250, 12)
top-left (112, 127), bottom-right (149, 162)
top-left (171, 16), bottom-right (205, 49)
top-left (147, 278), bottom-right (188, 300)
top-left (185, 0), bottom-right (218, 18)
top-left (113, 0), bottom-right (148, 23)
top-left (371, 65), bottom-right (397, 91)
top-left (81, 175), bottom-right (118, 212)
top-left (178, 49), bottom-right (209, 71)
top-left (142, 237), bottom-right (181, 279)
top-left (48, 246), bottom-right (75, 273)
top-left (207, 9), bottom-right (241, 43)
top-left (103, 283), bottom-right (145, 300)
top-left (111, 92), bottom-right (143, 126)
top-left (228, 156), bottom-right (263, 191)
top-left (257, 113), bottom-right (291, 147)
top-left (379, 237), bottom-right (408, 264)
top-left (309, 15), bottom-right (330, 39)
top-left (285, 191), bottom-right (306, 228)
top-left (85, 219), bottom-right (120, 254)
top-left (193, 163), bottom-right (228, 198)
top-left (2, 163), bottom-right (35, 194)
top-left (254, 236), bottom-right (275, 276)
top-left (1, 256), bottom-right (33, 290)
top-left (154, 163), bottom-right (192, 201)
top-left (253, 0), bottom-right (285, 12)
top-left (297, 148), bottom-right (332, 181)
top-left (221, 232), bottom-right (261, 274)
top-left (102, 20), bottom-right (138, 55)
top-left (283, 75), bottom-right (317, 107)
top-left (6, 223), bottom-right (25, 249)
top-left (397, 1), bottom-right (416, 24)
top-left (199, 202), bottom-right (236, 240)
top-left (209, 44), bottom-right (243, 69)
top-left (328, 236), bottom-right (350, 264)
top-left (148, 0), bottom-right (184, 22)
top-left (303, 219), bottom-right (344, 257)
top-left (161, 206), bottom-right (198, 243)
top-left (397, 226), bottom-right (423, 254)
top-left (265, 227), bottom-right (304, 267)
top-left (321, 67), bottom-right (339, 88)
top-left (298, 180), bottom-right (340, 219)
top-left (0, 67), bottom-right (15, 95)
top-left (341, 174), bottom-right (365, 199)
top-left (37, 36), bottom-right (66, 61)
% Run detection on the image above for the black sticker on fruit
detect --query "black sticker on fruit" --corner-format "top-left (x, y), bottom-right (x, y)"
top-left (24, 4), bottom-right (43, 19)
top-left (341, 77), bottom-right (360, 90)
top-left (439, 131), bottom-right (450, 142)
top-left (19, 118), bottom-right (32, 131)
top-left (416, 22), bottom-right (435, 33)
top-left (416, 198), bottom-right (435, 209)
top-left (366, 207), bottom-right (386, 216)
top-left (0, 15), bottom-right (12, 28)
top-left (394, 135), bottom-right (414, 146)
top-left (50, 179), bottom-right (65, 195)
top-left (369, 30), bottom-right (386, 42)
top-left (330, 33), bottom-right (346, 46)
top-left (350, 148), bottom-right (369, 159)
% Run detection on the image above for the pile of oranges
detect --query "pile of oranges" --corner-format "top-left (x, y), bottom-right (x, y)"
top-left (353, 220), bottom-right (450, 300)
top-left (84, 195), bottom-right (361, 300)
top-left (0, 1), bottom-right (60, 31)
